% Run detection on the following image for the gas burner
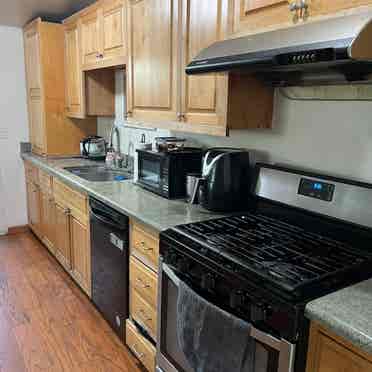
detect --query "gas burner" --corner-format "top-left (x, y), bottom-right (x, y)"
top-left (174, 212), bottom-right (372, 294)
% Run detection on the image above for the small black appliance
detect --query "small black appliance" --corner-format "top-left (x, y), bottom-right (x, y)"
top-left (195, 148), bottom-right (251, 212)
top-left (137, 148), bottom-right (203, 199)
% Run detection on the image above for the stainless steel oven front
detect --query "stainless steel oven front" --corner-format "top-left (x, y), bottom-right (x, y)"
top-left (156, 258), bottom-right (296, 372)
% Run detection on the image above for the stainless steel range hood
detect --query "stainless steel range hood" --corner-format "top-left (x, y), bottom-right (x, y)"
top-left (186, 12), bottom-right (372, 86)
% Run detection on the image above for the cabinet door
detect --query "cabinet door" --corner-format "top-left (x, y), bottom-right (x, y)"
top-left (29, 95), bottom-right (45, 154)
top-left (102, 0), bottom-right (127, 64)
top-left (307, 0), bottom-right (372, 19)
top-left (181, 0), bottom-right (229, 133)
top-left (127, 0), bottom-right (180, 123)
top-left (24, 27), bottom-right (42, 97)
top-left (232, 0), bottom-right (290, 35)
top-left (81, 7), bottom-right (102, 69)
top-left (306, 323), bottom-right (372, 372)
top-left (64, 20), bottom-right (86, 118)
top-left (232, 0), bottom-right (372, 36)
top-left (71, 217), bottom-right (91, 296)
top-left (40, 192), bottom-right (56, 254)
top-left (54, 203), bottom-right (72, 271)
top-left (26, 181), bottom-right (41, 234)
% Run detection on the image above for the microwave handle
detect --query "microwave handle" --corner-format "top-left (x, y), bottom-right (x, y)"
top-left (161, 262), bottom-right (296, 372)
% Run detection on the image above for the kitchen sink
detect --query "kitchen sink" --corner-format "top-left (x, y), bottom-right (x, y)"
top-left (64, 166), bottom-right (132, 182)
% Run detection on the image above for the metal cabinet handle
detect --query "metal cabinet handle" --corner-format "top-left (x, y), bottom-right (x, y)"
top-left (289, 0), bottom-right (309, 22)
top-left (64, 208), bottom-right (71, 215)
top-left (139, 241), bottom-right (153, 252)
top-left (131, 344), bottom-right (144, 359)
top-left (139, 309), bottom-right (152, 321)
top-left (136, 278), bottom-right (150, 289)
top-left (96, 53), bottom-right (104, 59)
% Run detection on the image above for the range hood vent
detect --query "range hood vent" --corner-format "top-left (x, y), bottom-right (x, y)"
top-left (186, 11), bottom-right (372, 86)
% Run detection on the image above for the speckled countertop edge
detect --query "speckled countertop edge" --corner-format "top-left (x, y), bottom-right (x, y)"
top-left (305, 278), bottom-right (372, 354)
top-left (22, 153), bottom-right (227, 232)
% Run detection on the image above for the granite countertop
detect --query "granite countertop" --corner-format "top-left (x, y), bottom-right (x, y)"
top-left (22, 153), bottom-right (226, 232)
top-left (306, 278), bottom-right (372, 354)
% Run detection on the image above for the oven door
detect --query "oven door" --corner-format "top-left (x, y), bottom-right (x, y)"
top-left (156, 259), bottom-right (296, 372)
top-left (138, 152), bottom-right (163, 192)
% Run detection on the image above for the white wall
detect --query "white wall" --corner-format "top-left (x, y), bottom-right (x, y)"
top-left (0, 26), bottom-right (29, 233)
top-left (98, 72), bottom-right (372, 185)
top-left (182, 91), bottom-right (372, 183)
top-left (97, 70), bottom-right (170, 180)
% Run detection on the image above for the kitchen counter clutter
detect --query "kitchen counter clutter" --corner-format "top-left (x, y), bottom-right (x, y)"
top-left (306, 278), bottom-right (372, 354)
top-left (22, 153), bottom-right (225, 232)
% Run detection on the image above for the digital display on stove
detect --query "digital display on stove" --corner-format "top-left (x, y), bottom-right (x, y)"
top-left (298, 178), bottom-right (335, 202)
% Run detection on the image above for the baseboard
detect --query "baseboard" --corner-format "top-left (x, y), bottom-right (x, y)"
top-left (7, 225), bottom-right (30, 235)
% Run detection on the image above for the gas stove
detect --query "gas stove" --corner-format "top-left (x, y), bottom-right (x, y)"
top-left (157, 163), bottom-right (372, 372)
top-left (169, 212), bottom-right (372, 300)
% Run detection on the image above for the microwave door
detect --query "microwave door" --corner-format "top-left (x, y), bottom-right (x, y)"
top-left (139, 156), bottom-right (161, 187)
top-left (156, 260), bottom-right (296, 372)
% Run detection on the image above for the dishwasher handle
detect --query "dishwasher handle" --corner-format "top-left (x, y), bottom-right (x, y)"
top-left (90, 208), bottom-right (127, 231)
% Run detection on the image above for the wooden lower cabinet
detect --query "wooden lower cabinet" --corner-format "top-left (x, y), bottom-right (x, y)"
top-left (24, 162), bottom-right (92, 298)
top-left (26, 180), bottom-right (42, 236)
top-left (70, 216), bottom-right (91, 296)
top-left (128, 220), bottom-right (159, 372)
top-left (306, 322), bottom-right (372, 372)
top-left (126, 319), bottom-right (156, 372)
top-left (54, 202), bottom-right (73, 271)
top-left (40, 191), bottom-right (56, 254)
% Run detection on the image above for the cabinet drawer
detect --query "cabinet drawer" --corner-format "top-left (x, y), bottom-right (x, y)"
top-left (131, 222), bottom-right (159, 271)
top-left (130, 288), bottom-right (157, 340)
top-left (130, 256), bottom-right (158, 309)
top-left (39, 169), bottom-right (53, 194)
top-left (54, 178), bottom-right (88, 223)
top-left (126, 319), bottom-right (155, 372)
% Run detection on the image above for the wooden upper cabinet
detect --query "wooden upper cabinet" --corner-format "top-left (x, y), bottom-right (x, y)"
top-left (24, 28), bottom-right (42, 96)
top-left (232, 0), bottom-right (372, 36)
top-left (64, 20), bottom-right (86, 118)
top-left (29, 96), bottom-right (45, 153)
top-left (306, 322), bottom-right (372, 372)
top-left (24, 18), bottom-right (97, 156)
top-left (232, 0), bottom-right (291, 35)
top-left (80, 0), bottom-right (127, 71)
top-left (102, 0), bottom-right (127, 63)
top-left (81, 7), bottom-right (102, 68)
top-left (180, 0), bottom-right (230, 134)
top-left (126, 0), bottom-right (180, 123)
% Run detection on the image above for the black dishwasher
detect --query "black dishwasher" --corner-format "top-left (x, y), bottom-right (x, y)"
top-left (90, 198), bottom-right (129, 342)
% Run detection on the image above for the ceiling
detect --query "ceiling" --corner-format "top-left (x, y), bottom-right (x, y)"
top-left (0, 0), bottom-right (96, 27)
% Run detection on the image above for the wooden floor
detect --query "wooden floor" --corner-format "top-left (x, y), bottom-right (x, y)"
top-left (0, 231), bottom-right (144, 372)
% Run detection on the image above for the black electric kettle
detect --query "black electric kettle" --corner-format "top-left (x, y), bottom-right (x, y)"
top-left (190, 148), bottom-right (251, 212)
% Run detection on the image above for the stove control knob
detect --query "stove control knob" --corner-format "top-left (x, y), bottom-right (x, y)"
top-left (230, 290), bottom-right (245, 309)
top-left (201, 273), bottom-right (216, 292)
top-left (251, 303), bottom-right (265, 321)
top-left (176, 257), bottom-right (189, 272)
top-left (251, 303), bottom-right (272, 321)
top-left (167, 252), bottom-right (178, 266)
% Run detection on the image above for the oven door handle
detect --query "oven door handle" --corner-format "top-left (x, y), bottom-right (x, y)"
top-left (161, 263), bottom-right (296, 372)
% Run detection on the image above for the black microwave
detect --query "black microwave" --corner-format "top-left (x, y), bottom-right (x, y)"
top-left (137, 148), bottom-right (203, 199)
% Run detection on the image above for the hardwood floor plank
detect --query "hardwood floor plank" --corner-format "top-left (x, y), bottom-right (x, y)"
top-left (0, 307), bottom-right (26, 372)
top-left (0, 232), bottom-right (143, 372)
